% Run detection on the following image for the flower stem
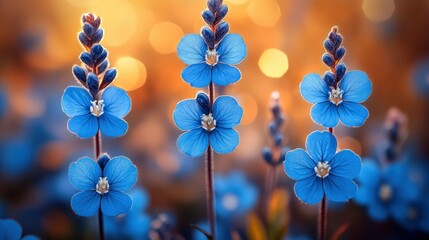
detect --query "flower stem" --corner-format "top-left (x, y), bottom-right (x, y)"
top-left (94, 130), bottom-right (104, 240)
top-left (264, 164), bottom-right (277, 224)
top-left (318, 195), bottom-right (327, 240)
top-left (206, 82), bottom-right (216, 240)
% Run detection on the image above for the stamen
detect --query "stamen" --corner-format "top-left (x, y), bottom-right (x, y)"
top-left (205, 49), bottom-right (219, 66)
top-left (96, 177), bottom-right (109, 195)
top-left (329, 88), bottom-right (344, 105)
top-left (201, 113), bottom-right (216, 131)
top-left (90, 100), bottom-right (105, 117)
top-left (222, 194), bottom-right (239, 211)
top-left (379, 184), bottom-right (392, 202)
top-left (314, 161), bottom-right (331, 178)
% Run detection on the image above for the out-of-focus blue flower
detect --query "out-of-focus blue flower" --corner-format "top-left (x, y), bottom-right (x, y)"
top-left (394, 194), bottom-right (429, 232)
top-left (215, 171), bottom-right (257, 220)
top-left (0, 219), bottom-right (39, 240)
top-left (0, 85), bottom-right (7, 117)
top-left (284, 131), bottom-right (361, 204)
top-left (68, 154), bottom-right (137, 217)
top-left (104, 187), bottom-right (151, 239)
top-left (0, 137), bottom-right (36, 179)
top-left (193, 220), bottom-right (230, 240)
top-left (412, 58), bottom-right (429, 97)
top-left (173, 93), bottom-right (243, 157)
top-left (61, 86), bottom-right (131, 138)
top-left (354, 159), bottom-right (419, 221)
top-left (300, 71), bottom-right (372, 128)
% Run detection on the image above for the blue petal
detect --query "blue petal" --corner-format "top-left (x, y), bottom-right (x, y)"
top-left (368, 202), bottom-right (389, 221)
top-left (300, 74), bottom-right (330, 104)
top-left (177, 128), bottom-right (209, 157)
top-left (217, 34), bottom-right (246, 65)
top-left (67, 114), bottom-right (99, 138)
top-left (99, 114), bottom-right (128, 137)
top-left (103, 156), bottom-right (137, 192)
top-left (284, 149), bottom-right (316, 181)
top-left (71, 191), bottom-right (101, 217)
top-left (329, 150), bottom-right (361, 179)
top-left (305, 131), bottom-right (337, 162)
top-left (294, 176), bottom-right (324, 204)
top-left (61, 86), bottom-right (92, 117)
top-left (102, 86), bottom-right (131, 118)
top-left (0, 219), bottom-right (22, 240)
top-left (212, 96), bottom-right (243, 128)
top-left (310, 101), bottom-right (339, 128)
top-left (339, 70), bottom-right (372, 103)
top-left (22, 235), bottom-right (40, 240)
top-left (358, 159), bottom-right (381, 185)
top-left (101, 191), bottom-right (132, 217)
top-left (212, 64), bottom-right (241, 86)
top-left (337, 101), bottom-right (369, 127)
top-left (177, 34), bottom-right (207, 65)
top-left (123, 214), bottom-right (151, 238)
top-left (181, 63), bottom-right (211, 88)
top-left (69, 156), bottom-right (101, 191)
top-left (173, 99), bottom-right (203, 131)
top-left (323, 175), bottom-right (358, 202)
top-left (210, 128), bottom-right (239, 154)
top-left (129, 188), bottom-right (149, 212)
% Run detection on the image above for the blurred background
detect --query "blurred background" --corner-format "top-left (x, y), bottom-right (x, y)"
top-left (1, 0), bottom-right (429, 239)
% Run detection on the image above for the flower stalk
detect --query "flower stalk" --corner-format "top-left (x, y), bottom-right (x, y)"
top-left (206, 82), bottom-right (216, 240)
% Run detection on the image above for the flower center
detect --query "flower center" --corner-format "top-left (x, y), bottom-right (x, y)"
top-left (314, 161), bottom-right (331, 178)
top-left (201, 113), bottom-right (216, 132)
top-left (329, 88), bottom-right (344, 105)
top-left (205, 49), bottom-right (219, 66)
top-left (222, 193), bottom-right (239, 211)
top-left (379, 184), bottom-right (392, 202)
top-left (90, 100), bottom-right (105, 117)
top-left (96, 177), bottom-right (109, 195)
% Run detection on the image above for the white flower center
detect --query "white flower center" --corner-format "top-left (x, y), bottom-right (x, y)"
top-left (96, 177), bottom-right (109, 195)
top-left (90, 100), bottom-right (105, 117)
top-left (379, 184), bottom-right (392, 202)
top-left (314, 161), bottom-right (331, 178)
top-left (201, 113), bottom-right (216, 132)
top-left (205, 49), bottom-right (219, 66)
top-left (222, 193), bottom-right (239, 211)
top-left (329, 88), bottom-right (344, 105)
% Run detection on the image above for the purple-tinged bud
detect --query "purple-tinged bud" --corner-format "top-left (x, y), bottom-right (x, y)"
top-left (95, 50), bottom-right (108, 65)
top-left (262, 147), bottom-right (273, 164)
top-left (100, 68), bottom-right (116, 90)
top-left (93, 17), bottom-right (101, 30)
top-left (274, 133), bottom-right (283, 147)
top-left (196, 91), bottom-right (211, 114)
top-left (322, 53), bottom-right (335, 67)
top-left (78, 32), bottom-right (91, 48)
top-left (324, 39), bottom-right (335, 55)
top-left (80, 52), bottom-right (93, 65)
top-left (97, 60), bottom-right (109, 74)
top-left (72, 65), bottom-right (87, 86)
top-left (97, 153), bottom-right (110, 170)
top-left (202, 10), bottom-right (215, 25)
top-left (87, 73), bottom-right (99, 96)
top-left (335, 63), bottom-right (347, 81)
top-left (215, 22), bottom-right (229, 43)
top-left (93, 29), bottom-right (103, 43)
top-left (208, 0), bottom-right (221, 13)
top-left (83, 23), bottom-right (94, 37)
top-left (213, 5), bottom-right (228, 25)
top-left (323, 71), bottom-right (336, 86)
top-left (335, 47), bottom-right (345, 60)
top-left (334, 34), bottom-right (343, 48)
top-left (90, 44), bottom-right (104, 58)
top-left (201, 27), bottom-right (215, 49)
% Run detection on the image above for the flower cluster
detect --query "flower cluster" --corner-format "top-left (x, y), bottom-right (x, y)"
top-left (284, 27), bottom-right (371, 204)
top-left (62, 13), bottom-right (137, 220)
top-left (0, 219), bottom-right (39, 240)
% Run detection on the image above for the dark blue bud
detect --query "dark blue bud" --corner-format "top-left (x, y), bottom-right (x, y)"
top-left (323, 39), bottom-right (335, 54)
top-left (385, 145), bottom-right (396, 161)
top-left (335, 47), bottom-right (345, 60)
top-left (78, 32), bottom-right (91, 48)
top-left (196, 91), bottom-right (211, 114)
top-left (72, 65), bottom-right (87, 86)
top-left (328, 31), bottom-right (336, 42)
top-left (80, 52), bottom-right (93, 65)
top-left (202, 10), bottom-right (215, 25)
top-left (90, 44), bottom-right (104, 59)
top-left (97, 153), bottom-right (110, 170)
top-left (388, 122), bottom-right (400, 143)
top-left (215, 22), bottom-right (229, 43)
top-left (322, 53), bottom-right (335, 67)
top-left (274, 133), bottom-right (283, 147)
top-left (97, 60), bottom-right (109, 74)
top-left (275, 115), bottom-right (285, 126)
top-left (323, 71), bottom-right (336, 86)
top-left (93, 29), bottom-right (103, 43)
top-left (268, 121), bottom-right (277, 135)
top-left (262, 147), bottom-right (273, 164)
top-left (213, 5), bottom-right (228, 25)
top-left (83, 23), bottom-right (94, 37)
top-left (201, 27), bottom-right (215, 49)
top-left (81, 14), bottom-right (87, 24)
top-left (87, 73), bottom-right (99, 96)
top-left (208, 0), bottom-right (222, 13)
top-left (271, 105), bottom-right (281, 118)
top-left (334, 34), bottom-right (343, 48)
top-left (279, 146), bottom-right (290, 164)
top-left (93, 17), bottom-right (101, 30)
top-left (95, 49), bottom-right (108, 65)
top-left (335, 63), bottom-right (347, 81)
top-left (100, 68), bottom-right (116, 90)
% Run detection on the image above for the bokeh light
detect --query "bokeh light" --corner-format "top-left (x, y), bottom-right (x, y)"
top-left (114, 56), bottom-right (147, 91)
top-left (247, 0), bottom-right (281, 27)
top-left (149, 22), bottom-right (184, 54)
top-left (362, 0), bottom-right (395, 22)
top-left (258, 48), bottom-right (289, 78)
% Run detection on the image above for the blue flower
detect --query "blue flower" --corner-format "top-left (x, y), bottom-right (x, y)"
top-left (300, 71), bottom-right (372, 128)
top-left (68, 154), bottom-right (137, 217)
top-left (104, 187), bottom-right (151, 239)
top-left (284, 131), bottom-right (361, 204)
top-left (215, 171), bottom-right (258, 220)
top-left (192, 220), bottom-right (230, 240)
top-left (394, 195), bottom-right (429, 232)
top-left (412, 58), bottom-right (429, 97)
top-left (177, 33), bottom-right (246, 88)
top-left (61, 86), bottom-right (131, 138)
top-left (354, 159), bottom-right (419, 221)
top-left (173, 94), bottom-right (243, 157)
top-left (0, 219), bottom-right (39, 240)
